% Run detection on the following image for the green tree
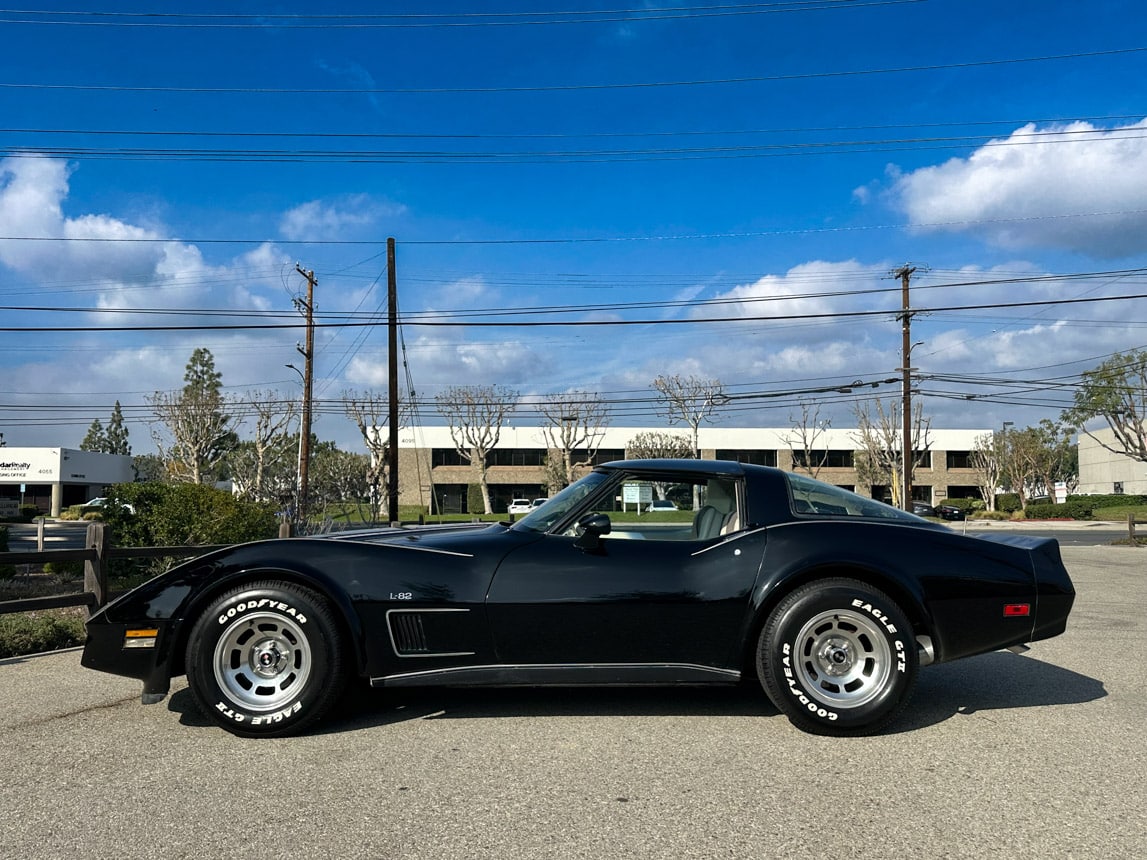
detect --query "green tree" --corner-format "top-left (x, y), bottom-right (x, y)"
top-left (80, 418), bottom-right (106, 452)
top-left (81, 403), bottom-right (130, 454)
top-left (105, 401), bottom-right (131, 455)
top-left (1063, 349), bottom-right (1147, 463)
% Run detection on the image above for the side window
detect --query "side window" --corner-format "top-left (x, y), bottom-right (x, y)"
top-left (593, 475), bottom-right (741, 542)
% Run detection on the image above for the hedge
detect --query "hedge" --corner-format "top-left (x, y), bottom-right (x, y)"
top-left (1066, 493), bottom-right (1147, 509)
top-left (1025, 500), bottom-right (1095, 520)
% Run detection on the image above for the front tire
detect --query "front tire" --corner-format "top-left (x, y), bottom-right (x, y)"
top-left (758, 578), bottom-right (918, 735)
top-left (186, 580), bottom-right (348, 737)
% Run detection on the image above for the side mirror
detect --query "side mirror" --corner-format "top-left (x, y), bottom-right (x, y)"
top-left (573, 512), bottom-right (611, 553)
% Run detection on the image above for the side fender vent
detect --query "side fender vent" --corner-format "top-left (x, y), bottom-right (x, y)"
top-left (389, 612), bottom-right (429, 654)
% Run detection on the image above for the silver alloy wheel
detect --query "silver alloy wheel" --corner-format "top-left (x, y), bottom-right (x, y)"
top-left (792, 608), bottom-right (892, 709)
top-left (213, 612), bottom-right (313, 712)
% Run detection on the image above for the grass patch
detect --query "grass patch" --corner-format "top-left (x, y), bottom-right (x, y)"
top-left (1, 570), bottom-right (89, 658)
top-left (0, 609), bottom-right (86, 658)
top-left (1089, 504), bottom-right (1147, 522)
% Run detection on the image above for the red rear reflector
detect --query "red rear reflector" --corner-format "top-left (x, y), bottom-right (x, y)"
top-left (1004, 604), bottom-right (1031, 617)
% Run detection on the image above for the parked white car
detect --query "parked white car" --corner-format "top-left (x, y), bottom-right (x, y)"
top-left (507, 499), bottom-right (533, 515)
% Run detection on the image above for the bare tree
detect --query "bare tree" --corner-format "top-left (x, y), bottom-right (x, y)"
top-left (625, 430), bottom-right (694, 460)
top-left (782, 400), bottom-right (831, 479)
top-left (309, 446), bottom-right (371, 520)
top-left (228, 390), bottom-right (297, 503)
top-left (651, 373), bottom-right (726, 459)
top-left (435, 384), bottom-right (517, 514)
top-left (148, 348), bottom-right (237, 485)
top-left (851, 398), bottom-right (932, 507)
top-left (538, 390), bottom-right (610, 490)
top-left (343, 388), bottom-right (402, 522)
top-left (970, 432), bottom-right (1004, 512)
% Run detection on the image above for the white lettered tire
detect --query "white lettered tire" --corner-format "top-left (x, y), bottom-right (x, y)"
top-left (186, 580), bottom-right (347, 737)
top-left (758, 578), bottom-right (918, 735)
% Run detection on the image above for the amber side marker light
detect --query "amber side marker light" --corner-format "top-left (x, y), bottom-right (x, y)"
top-left (123, 628), bottom-right (159, 649)
top-left (1003, 604), bottom-right (1031, 617)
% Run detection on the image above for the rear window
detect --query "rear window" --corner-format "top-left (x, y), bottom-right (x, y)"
top-left (785, 472), bottom-right (921, 522)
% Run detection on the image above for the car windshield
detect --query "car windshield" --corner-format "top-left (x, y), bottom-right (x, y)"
top-left (512, 470), bottom-right (612, 533)
top-left (785, 472), bottom-right (923, 522)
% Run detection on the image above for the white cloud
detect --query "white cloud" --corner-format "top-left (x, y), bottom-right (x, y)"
top-left (0, 156), bottom-right (165, 283)
top-left (279, 194), bottom-right (405, 241)
top-left (887, 119), bottom-right (1147, 257)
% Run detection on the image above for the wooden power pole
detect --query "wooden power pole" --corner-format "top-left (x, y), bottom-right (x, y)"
top-left (894, 264), bottom-right (916, 511)
top-left (294, 265), bottom-right (317, 526)
top-left (387, 238), bottom-right (400, 525)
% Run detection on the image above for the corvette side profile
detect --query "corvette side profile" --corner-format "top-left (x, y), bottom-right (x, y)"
top-left (82, 459), bottom-right (1075, 737)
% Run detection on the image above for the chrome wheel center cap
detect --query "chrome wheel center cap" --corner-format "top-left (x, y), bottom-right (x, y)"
top-left (252, 642), bottom-right (288, 677)
top-left (820, 638), bottom-right (853, 676)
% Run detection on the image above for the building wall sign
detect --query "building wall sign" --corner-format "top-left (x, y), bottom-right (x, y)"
top-left (0, 449), bottom-right (58, 481)
top-left (0, 448), bottom-right (133, 486)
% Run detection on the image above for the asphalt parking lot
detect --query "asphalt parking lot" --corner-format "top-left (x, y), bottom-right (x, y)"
top-left (1, 545), bottom-right (1144, 860)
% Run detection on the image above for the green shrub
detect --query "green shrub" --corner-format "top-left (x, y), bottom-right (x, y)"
top-left (1066, 493), bottom-right (1147, 509)
top-left (0, 611), bottom-right (86, 659)
top-left (1026, 500), bottom-right (1094, 520)
top-left (971, 510), bottom-right (1012, 521)
top-left (41, 560), bottom-right (83, 579)
top-left (18, 504), bottom-right (39, 521)
top-left (0, 525), bottom-right (14, 580)
top-left (104, 482), bottom-right (277, 579)
top-left (467, 484), bottom-right (485, 515)
top-left (996, 493), bottom-right (1022, 514)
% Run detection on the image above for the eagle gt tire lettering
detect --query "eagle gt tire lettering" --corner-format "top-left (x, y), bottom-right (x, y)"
top-left (186, 580), bottom-right (347, 738)
top-left (758, 578), bottom-right (918, 736)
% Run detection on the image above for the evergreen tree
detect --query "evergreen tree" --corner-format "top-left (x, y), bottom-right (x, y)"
top-left (105, 400), bottom-right (132, 456)
top-left (80, 418), bottom-right (107, 452)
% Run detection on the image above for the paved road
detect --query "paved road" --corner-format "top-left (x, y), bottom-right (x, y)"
top-left (1, 545), bottom-right (1144, 859)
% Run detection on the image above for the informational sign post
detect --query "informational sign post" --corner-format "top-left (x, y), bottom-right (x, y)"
top-left (622, 483), bottom-right (653, 513)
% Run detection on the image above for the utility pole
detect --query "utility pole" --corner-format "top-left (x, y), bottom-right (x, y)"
top-left (894, 264), bottom-right (916, 511)
top-left (294, 265), bottom-right (317, 526)
top-left (387, 237), bottom-right (400, 525)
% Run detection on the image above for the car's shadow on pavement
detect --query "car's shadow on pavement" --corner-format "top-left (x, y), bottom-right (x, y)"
top-left (169, 651), bottom-right (1104, 736)
top-left (892, 651), bottom-right (1106, 733)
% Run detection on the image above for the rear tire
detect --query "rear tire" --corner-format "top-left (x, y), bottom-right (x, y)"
top-left (758, 578), bottom-right (917, 735)
top-left (186, 580), bottom-right (347, 737)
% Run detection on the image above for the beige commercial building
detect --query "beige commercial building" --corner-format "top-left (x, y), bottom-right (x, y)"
top-left (392, 425), bottom-right (990, 515)
top-left (1076, 426), bottom-right (1147, 495)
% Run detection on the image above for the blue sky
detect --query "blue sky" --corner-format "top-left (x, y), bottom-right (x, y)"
top-left (2, 0), bottom-right (1147, 453)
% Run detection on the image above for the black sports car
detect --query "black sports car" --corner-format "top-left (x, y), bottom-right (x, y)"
top-left (82, 460), bottom-right (1075, 737)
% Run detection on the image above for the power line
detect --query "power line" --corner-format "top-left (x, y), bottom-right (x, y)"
top-left (7, 124), bottom-right (1146, 164)
top-left (2, 46), bottom-right (1143, 94)
top-left (3, 208), bottom-right (1147, 246)
top-left (4, 287), bottom-right (1147, 333)
top-left (0, 2), bottom-right (919, 29)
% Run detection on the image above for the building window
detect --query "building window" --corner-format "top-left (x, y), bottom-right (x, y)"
top-left (571, 448), bottom-right (626, 466)
top-left (715, 449), bottom-right (777, 467)
top-left (946, 450), bottom-right (973, 469)
top-left (431, 448), bottom-right (468, 467)
top-left (486, 448), bottom-right (546, 467)
top-left (945, 486), bottom-right (982, 500)
top-left (791, 450), bottom-right (854, 468)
